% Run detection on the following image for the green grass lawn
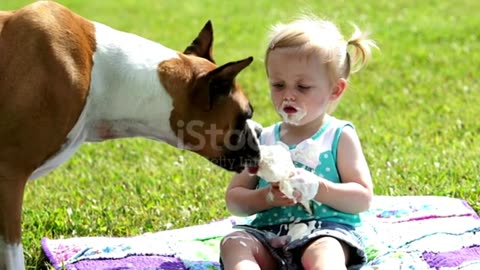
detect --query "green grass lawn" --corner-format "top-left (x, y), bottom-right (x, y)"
top-left (2, 0), bottom-right (480, 269)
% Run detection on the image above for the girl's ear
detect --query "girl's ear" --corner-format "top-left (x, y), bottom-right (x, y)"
top-left (331, 78), bottom-right (347, 100)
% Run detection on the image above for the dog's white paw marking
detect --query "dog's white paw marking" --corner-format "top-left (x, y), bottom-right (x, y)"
top-left (0, 238), bottom-right (25, 270)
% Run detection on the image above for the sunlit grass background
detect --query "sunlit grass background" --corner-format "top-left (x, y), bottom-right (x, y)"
top-left (2, 0), bottom-right (479, 268)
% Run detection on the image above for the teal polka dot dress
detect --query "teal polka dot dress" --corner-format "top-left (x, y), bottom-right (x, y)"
top-left (251, 117), bottom-right (362, 228)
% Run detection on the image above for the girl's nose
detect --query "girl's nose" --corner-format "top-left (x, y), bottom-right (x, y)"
top-left (283, 88), bottom-right (296, 101)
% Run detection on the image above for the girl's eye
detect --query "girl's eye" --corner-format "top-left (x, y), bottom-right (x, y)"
top-left (298, 85), bottom-right (311, 91)
top-left (271, 83), bottom-right (284, 89)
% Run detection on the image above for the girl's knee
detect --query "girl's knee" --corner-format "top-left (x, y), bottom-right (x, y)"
top-left (306, 236), bottom-right (344, 250)
top-left (220, 231), bottom-right (277, 270)
top-left (301, 237), bottom-right (348, 270)
top-left (220, 231), bottom-right (257, 251)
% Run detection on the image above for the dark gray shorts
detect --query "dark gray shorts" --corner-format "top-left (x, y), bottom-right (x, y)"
top-left (221, 220), bottom-right (366, 270)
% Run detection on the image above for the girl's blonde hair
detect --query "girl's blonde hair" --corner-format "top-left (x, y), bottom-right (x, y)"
top-left (265, 15), bottom-right (377, 112)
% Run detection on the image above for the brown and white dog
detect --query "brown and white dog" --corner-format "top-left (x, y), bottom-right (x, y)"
top-left (0, 1), bottom-right (261, 269)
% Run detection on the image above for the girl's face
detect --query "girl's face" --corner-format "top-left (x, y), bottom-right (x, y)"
top-left (267, 48), bottom-right (342, 126)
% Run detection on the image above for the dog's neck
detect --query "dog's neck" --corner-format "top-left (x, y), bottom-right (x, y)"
top-left (85, 22), bottom-right (180, 144)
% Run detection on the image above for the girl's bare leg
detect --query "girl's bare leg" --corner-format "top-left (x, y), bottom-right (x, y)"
top-left (220, 231), bottom-right (277, 270)
top-left (301, 236), bottom-right (350, 270)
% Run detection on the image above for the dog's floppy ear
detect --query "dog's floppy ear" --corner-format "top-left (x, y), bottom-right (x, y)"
top-left (205, 56), bottom-right (253, 110)
top-left (184, 20), bottom-right (215, 63)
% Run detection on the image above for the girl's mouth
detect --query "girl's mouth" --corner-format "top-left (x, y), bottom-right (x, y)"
top-left (278, 103), bottom-right (306, 125)
top-left (283, 106), bottom-right (298, 114)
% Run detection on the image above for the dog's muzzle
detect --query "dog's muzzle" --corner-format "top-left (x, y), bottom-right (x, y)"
top-left (210, 120), bottom-right (261, 172)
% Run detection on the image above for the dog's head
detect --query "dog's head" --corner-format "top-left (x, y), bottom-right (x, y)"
top-left (158, 21), bottom-right (260, 172)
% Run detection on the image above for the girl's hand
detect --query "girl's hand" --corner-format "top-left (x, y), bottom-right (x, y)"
top-left (288, 168), bottom-right (321, 202)
top-left (265, 182), bottom-right (297, 207)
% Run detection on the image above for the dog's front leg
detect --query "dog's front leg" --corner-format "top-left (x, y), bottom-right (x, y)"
top-left (0, 175), bottom-right (27, 270)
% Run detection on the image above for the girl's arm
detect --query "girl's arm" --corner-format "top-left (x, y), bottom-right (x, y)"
top-left (225, 169), bottom-right (270, 216)
top-left (314, 126), bottom-right (374, 213)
